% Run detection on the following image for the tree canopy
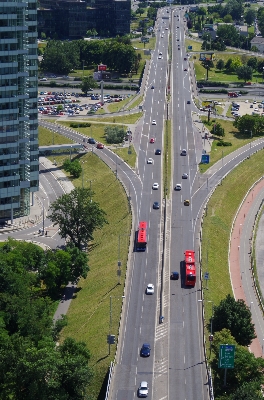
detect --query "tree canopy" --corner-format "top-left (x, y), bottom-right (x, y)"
top-left (233, 114), bottom-right (264, 136)
top-left (213, 294), bottom-right (256, 346)
top-left (0, 238), bottom-right (93, 398)
top-left (48, 188), bottom-right (108, 250)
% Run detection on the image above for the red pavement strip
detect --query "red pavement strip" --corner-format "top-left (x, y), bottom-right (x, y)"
top-left (230, 179), bottom-right (264, 358)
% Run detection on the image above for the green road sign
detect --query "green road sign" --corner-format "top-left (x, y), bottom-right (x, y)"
top-left (218, 344), bottom-right (235, 368)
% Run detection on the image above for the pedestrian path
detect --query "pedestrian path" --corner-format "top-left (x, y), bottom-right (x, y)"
top-left (229, 178), bottom-right (264, 357)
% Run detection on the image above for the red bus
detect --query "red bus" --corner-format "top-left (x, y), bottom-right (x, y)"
top-left (184, 250), bottom-right (196, 286)
top-left (136, 221), bottom-right (147, 251)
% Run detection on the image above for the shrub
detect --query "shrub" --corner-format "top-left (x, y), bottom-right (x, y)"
top-left (216, 141), bottom-right (232, 146)
top-left (70, 122), bottom-right (91, 128)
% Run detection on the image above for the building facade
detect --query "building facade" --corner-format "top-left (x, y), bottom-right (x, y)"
top-left (38, 0), bottom-right (131, 39)
top-left (0, 0), bottom-right (39, 222)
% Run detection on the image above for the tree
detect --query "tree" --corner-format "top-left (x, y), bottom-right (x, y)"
top-left (211, 122), bottom-right (225, 137)
top-left (216, 59), bottom-right (225, 70)
top-left (48, 188), bottom-right (108, 250)
top-left (231, 382), bottom-right (263, 400)
top-left (40, 40), bottom-right (80, 74)
top-left (247, 57), bottom-right (258, 71)
top-left (136, 7), bottom-right (145, 16)
top-left (236, 65), bottom-right (253, 82)
top-left (213, 294), bottom-right (256, 346)
top-left (245, 8), bottom-right (256, 25)
top-left (211, 329), bottom-right (264, 397)
top-left (223, 14), bottom-right (233, 22)
top-left (225, 0), bottom-right (244, 21)
top-left (233, 114), bottom-right (264, 136)
top-left (105, 126), bottom-right (126, 144)
top-left (81, 75), bottom-right (97, 95)
top-left (63, 159), bottom-right (82, 178)
top-left (217, 25), bottom-right (240, 47)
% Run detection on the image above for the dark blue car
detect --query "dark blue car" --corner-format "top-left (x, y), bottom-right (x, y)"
top-left (140, 343), bottom-right (151, 357)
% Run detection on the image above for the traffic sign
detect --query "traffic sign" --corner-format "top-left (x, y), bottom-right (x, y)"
top-left (188, 46), bottom-right (192, 50)
top-left (204, 272), bottom-right (210, 280)
top-left (201, 154), bottom-right (210, 164)
top-left (218, 344), bottom-right (235, 368)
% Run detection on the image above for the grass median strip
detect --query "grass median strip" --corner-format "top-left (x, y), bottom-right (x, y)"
top-left (112, 145), bottom-right (136, 169)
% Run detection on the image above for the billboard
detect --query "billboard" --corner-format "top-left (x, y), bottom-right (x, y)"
top-left (199, 52), bottom-right (214, 61)
top-left (98, 64), bottom-right (107, 71)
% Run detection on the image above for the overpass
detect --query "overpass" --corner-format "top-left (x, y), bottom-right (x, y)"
top-left (39, 143), bottom-right (84, 155)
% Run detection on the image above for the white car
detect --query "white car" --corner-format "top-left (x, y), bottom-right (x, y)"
top-left (147, 158), bottom-right (154, 164)
top-left (158, 55), bottom-right (162, 59)
top-left (152, 120), bottom-right (157, 125)
top-left (146, 283), bottom-right (154, 294)
top-left (182, 173), bottom-right (188, 179)
top-left (161, 35), bottom-right (164, 38)
top-left (175, 183), bottom-right (182, 190)
top-left (138, 381), bottom-right (149, 397)
top-left (152, 183), bottom-right (159, 190)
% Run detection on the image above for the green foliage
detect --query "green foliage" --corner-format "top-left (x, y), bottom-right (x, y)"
top-left (216, 59), bottom-right (225, 71)
top-left (216, 141), bottom-right (232, 146)
top-left (217, 25), bottom-right (240, 47)
top-left (223, 14), bottom-right (233, 23)
top-left (225, 0), bottom-right (244, 21)
top-left (40, 40), bottom-right (80, 75)
top-left (0, 240), bottom-right (93, 398)
top-left (213, 294), bottom-right (256, 346)
top-left (233, 114), bottom-right (264, 136)
top-left (211, 329), bottom-right (264, 397)
top-left (48, 188), bottom-right (108, 250)
top-left (80, 75), bottom-right (97, 95)
top-left (63, 159), bottom-right (82, 178)
top-left (245, 8), bottom-right (256, 25)
top-left (247, 57), bottom-right (258, 71)
top-left (236, 65), bottom-right (253, 82)
top-left (230, 381), bottom-right (263, 400)
top-left (104, 126), bottom-right (126, 144)
top-left (70, 122), bottom-right (91, 128)
top-left (211, 122), bottom-right (225, 137)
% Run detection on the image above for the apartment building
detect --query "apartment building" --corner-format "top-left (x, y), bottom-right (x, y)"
top-left (0, 0), bottom-right (39, 222)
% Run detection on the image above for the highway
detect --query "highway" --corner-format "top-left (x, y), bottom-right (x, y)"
top-left (39, 7), bottom-right (264, 400)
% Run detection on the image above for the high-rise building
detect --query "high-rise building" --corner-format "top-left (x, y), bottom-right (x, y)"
top-left (0, 0), bottom-right (39, 222)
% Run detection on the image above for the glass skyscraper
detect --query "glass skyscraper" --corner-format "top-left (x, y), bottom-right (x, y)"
top-left (0, 0), bottom-right (39, 222)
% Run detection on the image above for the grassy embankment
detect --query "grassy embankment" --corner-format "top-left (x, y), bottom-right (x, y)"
top-left (39, 125), bottom-right (132, 400)
top-left (201, 149), bottom-right (264, 358)
top-left (199, 118), bottom-right (252, 173)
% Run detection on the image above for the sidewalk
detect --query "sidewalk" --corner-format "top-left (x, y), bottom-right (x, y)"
top-left (229, 178), bottom-right (264, 358)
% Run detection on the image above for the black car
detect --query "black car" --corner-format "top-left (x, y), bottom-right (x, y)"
top-left (155, 149), bottom-right (161, 155)
top-left (187, 100), bottom-right (191, 104)
top-left (151, 85), bottom-right (154, 89)
top-left (141, 343), bottom-right (151, 357)
top-left (88, 138), bottom-right (96, 144)
top-left (153, 201), bottom-right (160, 209)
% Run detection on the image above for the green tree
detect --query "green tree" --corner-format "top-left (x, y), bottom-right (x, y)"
top-left (231, 381), bottom-right (263, 400)
top-left (223, 14), bottom-right (233, 22)
top-left (245, 8), bottom-right (256, 25)
top-left (213, 294), bottom-right (256, 346)
top-left (247, 57), bottom-right (258, 71)
top-left (236, 65), bottom-right (253, 82)
top-left (217, 24), bottom-right (240, 47)
top-left (225, 0), bottom-right (244, 21)
top-left (105, 126), bottom-right (126, 144)
top-left (216, 59), bottom-right (225, 70)
top-left (136, 7), bottom-right (145, 16)
top-left (48, 188), bottom-right (108, 250)
top-left (40, 40), bottom-right (80, 74)
top-left (211, 329), bottom-right (264, 397)
top-left (80, 75), bottom-right (97, 95)
top-left (211, 122), bottom-right (225, 137)
top-left (63, 159), bottom-right (82, 178)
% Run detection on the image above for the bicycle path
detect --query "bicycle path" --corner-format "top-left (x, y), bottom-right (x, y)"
top-left (229, 178), bottom-right (264, 358)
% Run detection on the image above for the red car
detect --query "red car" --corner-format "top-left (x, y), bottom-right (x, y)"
top-left (150, 138), bottom-right (155, 143)
top-left (97, 143), bottom-right (104, 149)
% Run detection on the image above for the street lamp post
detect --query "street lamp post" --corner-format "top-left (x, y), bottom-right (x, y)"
top-left (109, 295), bottom-right (125, 355)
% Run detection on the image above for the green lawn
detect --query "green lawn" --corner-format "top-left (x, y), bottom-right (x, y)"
top-left (134, 37), bottom-right (156, 50)
top-left (107, 95), bottom-right (136, 113)
top-left (199, 118), bottom-right (252, 173)
top-left (112, 145), bottom-right (137, 169)
top-left (52, 152), bottom-right (132, 400)
top-left (128, 95), bottom-right (143, 110)
top-left (38, 126), bottom-right (74, 146)
top-left (194, 53), bottom-right (264, 83)
top-left (201, 149), bottom-right (264, 361)
top-left (185, 38), bottom-right (202, 52)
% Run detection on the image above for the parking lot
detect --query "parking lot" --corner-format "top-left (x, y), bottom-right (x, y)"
top-left (38, 91), bottom-right (133, 117)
